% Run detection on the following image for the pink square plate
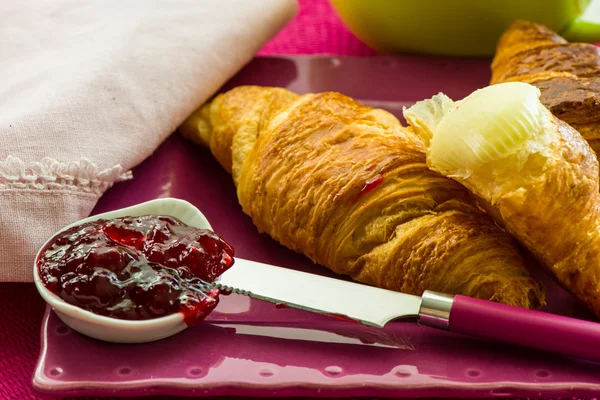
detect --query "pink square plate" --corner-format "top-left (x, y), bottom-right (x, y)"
top-left (33, 56), bottom-right (600, 398)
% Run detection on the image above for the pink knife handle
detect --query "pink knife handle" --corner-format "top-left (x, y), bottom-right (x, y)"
top-left (448, 294), bottom-right (600, 362)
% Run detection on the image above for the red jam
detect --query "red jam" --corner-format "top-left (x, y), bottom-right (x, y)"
top-left (355, 174), bottom-right (384, 201)
top-left (37, 215), bottom-right (235, 326)
top-left (325, 313), bottom-right (359, 323)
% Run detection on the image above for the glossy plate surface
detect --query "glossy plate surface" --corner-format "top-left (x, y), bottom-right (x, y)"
top-left (33, 56), bottom-right (600, 398)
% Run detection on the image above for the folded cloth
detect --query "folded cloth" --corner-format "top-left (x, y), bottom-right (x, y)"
top-left (0, 0), bottom-right (298, 282)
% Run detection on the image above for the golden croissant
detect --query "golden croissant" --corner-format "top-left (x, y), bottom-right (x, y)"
top-left (491, 20), bottom-right (600, 155)
top-left (179, 86), bottom-right (545, 308)
top-left (405, 82), bottom-right (600, 317)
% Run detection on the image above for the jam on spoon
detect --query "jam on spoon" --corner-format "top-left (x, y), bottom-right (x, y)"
top-left (37, 215), bottom-right (235, 326)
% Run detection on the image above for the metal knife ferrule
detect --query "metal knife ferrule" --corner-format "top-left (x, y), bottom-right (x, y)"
top-left (418, 290), bottom-right (454, 330)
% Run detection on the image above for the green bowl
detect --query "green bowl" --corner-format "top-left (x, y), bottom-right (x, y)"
top-left (330, 0), bottom-right (600, 57)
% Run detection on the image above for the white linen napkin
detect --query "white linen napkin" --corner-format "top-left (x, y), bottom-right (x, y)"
top-left (0, 0), bottom-right (298, 281)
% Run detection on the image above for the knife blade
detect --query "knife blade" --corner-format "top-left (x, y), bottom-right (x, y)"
top-left (215, 257), bottom-right (425, 327)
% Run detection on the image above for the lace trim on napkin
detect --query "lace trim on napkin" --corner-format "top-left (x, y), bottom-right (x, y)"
top-left (0, 156), bottom-right (132, 193)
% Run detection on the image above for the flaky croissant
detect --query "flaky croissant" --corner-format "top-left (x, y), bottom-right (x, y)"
top-left (491, 20), bottom-right (600, 155)
top-left (179, 86), bottom-right (545, 308)
top-left (405, 82), bottom-right (600, 317)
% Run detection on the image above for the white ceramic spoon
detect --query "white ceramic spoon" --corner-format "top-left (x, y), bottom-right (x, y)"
top-left (33, 198), bottom-right (211, 343)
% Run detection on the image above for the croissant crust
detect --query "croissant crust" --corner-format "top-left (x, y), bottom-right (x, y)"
top-left (491, 20), bottom-right (600, 155)
top-left (180, 86), bottom-right (545, 309)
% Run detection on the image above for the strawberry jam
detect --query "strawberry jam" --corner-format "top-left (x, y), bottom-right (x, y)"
top-left (355, 174), bottom-right (384, 202)
top-left (37, 215), bottom-right (235, 326)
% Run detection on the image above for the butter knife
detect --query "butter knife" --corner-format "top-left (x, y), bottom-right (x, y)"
top-left (216, 257), bottom-right (600, 363)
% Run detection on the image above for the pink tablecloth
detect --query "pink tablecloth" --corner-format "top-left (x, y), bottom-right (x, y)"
top-left (0, 1), bottom-right (375, 399)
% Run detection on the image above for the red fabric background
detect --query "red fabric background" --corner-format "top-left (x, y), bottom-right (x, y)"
top-left (0, 1), bottom-right (374, 399)
top-left (258, 0), bottom-right (376, 56)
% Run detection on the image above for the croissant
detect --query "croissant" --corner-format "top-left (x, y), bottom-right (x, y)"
top-left (491, 20), bottom-right (600, 155)
top-left (404, 82), bottom-right (600, 317)
top-left (179, 85), bottom-right (545, 308)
